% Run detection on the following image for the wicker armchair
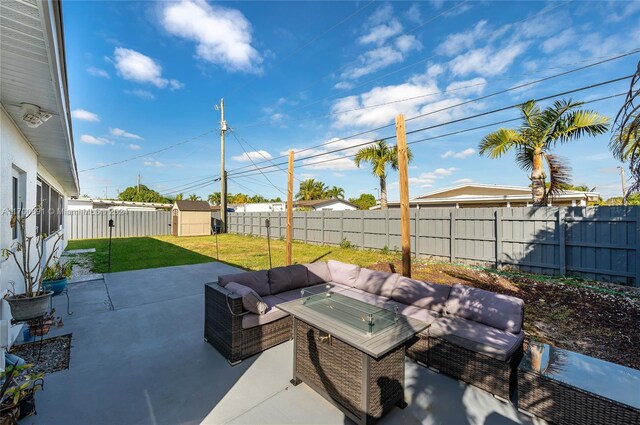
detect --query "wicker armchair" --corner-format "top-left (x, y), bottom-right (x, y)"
top-left (204, 283), bottom-right (292, 365)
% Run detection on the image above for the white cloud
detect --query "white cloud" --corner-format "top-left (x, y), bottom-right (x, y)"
top-left (454, 178), bottom-right (474, 184)
top-left (359, 20), bottom-right (403, 45)
top-left (71, 109), bottom-right (100, 122)
top-left (441, 148), bottom-right (476, 159)
top-left (541, 28), bottom-right (575, 53)
top-left (80, 134), bottom-right (112, 146)
top-left (113, 47), bottom-right (182, 89)
top-left (605, 1), bottom-right (640, 22)
top-left (437, 20), bottom-right (489, 56)
top-left (391, 167), bottom-right (457, 189)
top-left (125, 89), bottom-right (155, 100)
top-left (110, 128), bottom-right (143, 140)
top-left (449, 42), bottom-right (527, 77)
top-left (128, 144), bottom-right (142, 150)
top-left (87, 66), bottom-right (110, 79)
top-left (231, 150), bottom-right (273, 162)
top-left (334, 81), bottom-right (354, 90)
top-left (144, 160), bottom-right (164, 167)
top-left (404, 3), bottom-right (422, 24)
top-left (160, 0), bottom-right (262, 73)
top-left (445, 78), bottom-right (486, 96)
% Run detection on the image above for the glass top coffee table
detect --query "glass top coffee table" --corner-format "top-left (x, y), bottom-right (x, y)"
top-left (518, 343), bottom-right (640, 425)
top-left (278, 287), bottom-right (429, 425)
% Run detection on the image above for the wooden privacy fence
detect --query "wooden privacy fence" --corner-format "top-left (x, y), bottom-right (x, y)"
top-left (65, 210), bottom-right (171, 240)
top-left (225, 207), bottom-right (640, 286)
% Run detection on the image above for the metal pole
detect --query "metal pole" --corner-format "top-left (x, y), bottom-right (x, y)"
top-left (215, 228), bottom-right (219, 260)
top-left (266, 218), bottom-right (272, 269)
top-left (219, 99), bottom-right (228, 233)
top-left (108, 219), bottom-right (114, 273)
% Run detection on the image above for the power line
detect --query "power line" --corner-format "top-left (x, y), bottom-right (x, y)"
top-left (79, 129), bottom-right (217, 173)
top-left (227, 69), bottom-right (634, 176)
top-left (227, 85), bottom-right (629, 179)
top-left (230, 131), bottom-right (287, 196)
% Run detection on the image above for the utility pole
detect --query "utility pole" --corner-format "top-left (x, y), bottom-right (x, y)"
top-left (396, 114), bottom-right (411, 278)
top-left (618, 166), bottom-right (627, 206)
top-left (217, 98), bottom-right (228, 232)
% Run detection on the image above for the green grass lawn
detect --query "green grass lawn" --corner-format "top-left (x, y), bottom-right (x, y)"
top-left (66, 234), bottom-right (401, 273)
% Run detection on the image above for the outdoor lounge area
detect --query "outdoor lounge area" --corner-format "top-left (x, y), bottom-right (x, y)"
top-left (28, 262), bottom-right (545, 425)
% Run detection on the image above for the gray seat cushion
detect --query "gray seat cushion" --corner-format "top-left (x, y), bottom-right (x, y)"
top-left (446, 284), bottom-right (524, 333)
top-left (305, 262), bottom-right (332, 284)
top-left (242, 296), bottom-right (288, 329)
top-left (275, 283), bottom-right (346, 303)
top-left (269, 265), bottom-right (309, 294)
top-left (225, 282), bottom-right (267, 315)
top-left (391, 277), bottom-right (451, 314)
top-left (429, 316), bottom-right (525, 361)
top-left (327, 260), bottom-right (360, 287)
top-left (218, 270), bottom-right (270, 297)
top-left (339, 288), bottom-right (389, 307)
top-left (354, 268), bottom-right (399, 298)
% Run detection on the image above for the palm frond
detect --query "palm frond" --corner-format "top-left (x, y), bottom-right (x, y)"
top-left (515, 146), bottom-right (534, 172)
top-left (478, 128), bottom-right (522, 158)
top-left (554, 109), bottom-right (610, 143)
top-left (542, 153), bottom-right (572, 203)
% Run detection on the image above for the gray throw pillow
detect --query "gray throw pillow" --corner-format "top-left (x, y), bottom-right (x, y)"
top-left (304, 262), bottom-right (332, 285)
top-left (226, 282), bottom-right (268, 315)
top-left (327, 260), bottom-right (360, 287)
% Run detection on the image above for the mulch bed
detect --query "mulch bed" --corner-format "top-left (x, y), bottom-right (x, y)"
top-left (370, 260), bottom-right (640, 370)
top-left (9, 334), bottom-right (72, 375)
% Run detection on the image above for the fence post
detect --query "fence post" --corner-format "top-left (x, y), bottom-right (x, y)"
top-left (304, 213), bottom-right (308, 243)
top-left (321, 211), bottom-right (325, 245)
top-left (495, 209), bottom-right (502, 269)
top-left (384, 208), bottom-right (391, 249)
top-left (635, 208), bottom-right (640, 287)
top-left (414, 209), bottom-right (419, 258)
top-left (450, 209), bottom-right (456, 263)
top-left (340, 211), bottom-right (344, 243)
top-left (361, 211), bottom-right (365, 249)
top-left (558, 208), bottom-right (566, 275)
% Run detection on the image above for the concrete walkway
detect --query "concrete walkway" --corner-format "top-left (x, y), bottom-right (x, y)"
top-left (32, 262), bottom-right (544, 425)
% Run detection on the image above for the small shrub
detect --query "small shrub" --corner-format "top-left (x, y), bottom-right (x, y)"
top-left (380, 245), bottom-right (390, 255)
top-left (339, 238), bottom-right (352, 249)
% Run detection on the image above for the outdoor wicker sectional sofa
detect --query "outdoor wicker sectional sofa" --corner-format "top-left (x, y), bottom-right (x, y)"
top-left (204, 260), bottom-right (525, 399)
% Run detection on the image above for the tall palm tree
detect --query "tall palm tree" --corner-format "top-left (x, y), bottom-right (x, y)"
top-left (296, 179), bottom-right (327, 200)
top-left (354, 140), bottom-right (413, 209)
top-left (324, 186), bottom-right (345, 199)
top-left (188, 193), bottom-right (201, 201)
top-left (611, 61), bottom-right (640, 197)
top-left (479, 99), bottom-right (609, 205)
top-left (208, 192), bottom-right (221, 205)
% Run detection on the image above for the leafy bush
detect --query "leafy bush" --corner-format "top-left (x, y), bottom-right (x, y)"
top-left (339, 238), bottom-right (352, 249)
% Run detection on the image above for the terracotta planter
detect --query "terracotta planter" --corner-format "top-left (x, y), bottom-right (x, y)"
top-left (5, 292), bottom-right (53, 321)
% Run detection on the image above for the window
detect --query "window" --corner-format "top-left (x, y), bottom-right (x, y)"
top-left (36, 177), bottom-right (63, 236)
top-left (11, 167), bottom-right (26, 240)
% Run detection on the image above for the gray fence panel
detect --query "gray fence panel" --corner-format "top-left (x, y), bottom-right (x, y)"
top-left (67, 210), bottom-right (171, 240)
top-left (221, 207), bottom-right (640, 286)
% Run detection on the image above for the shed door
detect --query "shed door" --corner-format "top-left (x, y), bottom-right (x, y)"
top-left (172, 213), bottom-right (178, 236)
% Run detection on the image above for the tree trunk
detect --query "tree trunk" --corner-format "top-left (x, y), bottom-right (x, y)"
top-left (380, 175), bottom-right (388, 209)
top-left (531, 150), bottom-right (546, 206)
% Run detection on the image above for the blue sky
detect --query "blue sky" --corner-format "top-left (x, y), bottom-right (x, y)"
top-left (64, 0), bottom-right (640, 201)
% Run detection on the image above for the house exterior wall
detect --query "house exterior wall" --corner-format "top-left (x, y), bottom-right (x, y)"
top-left (0, 109), bottom-right (70, 360)
top-left (311, 201), bottom-right (356, 211)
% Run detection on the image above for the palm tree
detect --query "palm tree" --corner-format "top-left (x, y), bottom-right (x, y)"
top-left (479, 99), bottom-right (609, 205)
top-left (175, 193), bottom-right (184, 201)
top-left (611, 61), bottom-right (640, 197)
top-left (296, 179), bottom-right (327, 200)
top-left (324, 186), bottom-right (345, 199)
top-left (354, 140), bottom-right (413, 209)
top-left (188, 193), bottom-right (201, 201)
top-left (208, 192), bottom-right (221, 205)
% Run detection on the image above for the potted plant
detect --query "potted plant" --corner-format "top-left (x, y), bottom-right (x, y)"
top-left (28, 309), bottom-right (63, 337)
top-left (0, 363), bottom-right (44, 424)
top-left (42, 261), bottom-right (72, 295)
top-left (1, 206), bottom-right (63, 321)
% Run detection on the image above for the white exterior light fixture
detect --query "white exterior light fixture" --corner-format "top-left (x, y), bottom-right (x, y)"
top-left (20, 103), bottom-right (53, 128)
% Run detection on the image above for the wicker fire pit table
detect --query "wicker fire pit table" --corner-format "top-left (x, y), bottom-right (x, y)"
top-left (518, 343), bottom-right (640, 425)
top-left (278, 289), bottom-right (428, 425)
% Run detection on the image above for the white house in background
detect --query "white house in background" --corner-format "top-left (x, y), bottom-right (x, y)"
top-left (0, 0), bottom-right (79, 369)
top-left (67, 198), bottom-right (172, 211)
top-left (294, 199), bottom-right (358, 211)
top-left (231, 202), bottom-right (287, 213)
top-left (376, 184), bottom-right (601, 209)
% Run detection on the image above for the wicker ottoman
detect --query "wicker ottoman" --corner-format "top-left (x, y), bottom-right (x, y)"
top-left (518, 343), bottom-right (640, 425)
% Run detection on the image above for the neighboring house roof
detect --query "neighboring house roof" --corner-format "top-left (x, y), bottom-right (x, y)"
top-left (294, 199), bottom-right (357, 209)
top-left (93, 199), bottom-right (172, 209)
top-left (0, 0), bottom-right (79, 196)
top-left (376, 184), bottom-right (600, 208)
top-left (174, 200), bottom-right (211, 211)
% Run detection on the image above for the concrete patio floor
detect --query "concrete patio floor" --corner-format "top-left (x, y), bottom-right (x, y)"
top-left (31, 262), bottom-right (545, 425)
